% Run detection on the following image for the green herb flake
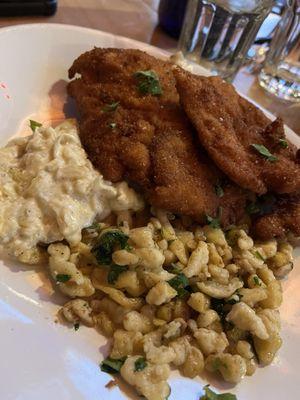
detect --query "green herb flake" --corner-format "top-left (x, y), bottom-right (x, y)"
top-left (253, 275), bottom-right (261, 286)
top-left (92, 230), bottom-right (129, 265)
top-left (168, 263), bottom-right (182, 275)
top-left (134, 70), bottom-right (162, 96)
top-left (109, 122), bottom-right (117, 129)
top-left (177, 287), bottom-right (190, 298)
top-left (246, 193), bottom-right (276, 216)
top-left (253, 250), bottom-right (265, 261)
top-left (200, 384), bottom-right (237, 400)
top-left (86, 222), bottom-right (100, 230)
top-left (102, 101), bottom-right (120, 112)
top-left (74, 322), bottom-right (80, 331)
top-left (107, 264), bottom-right (127, 284)
top-left (125, 243), bottom-right (133, 251)
top-left (227, 292), bottom-right (243, 305)
top-left (211, 294), bottom-right (243, 321)
top-left (214, 184), bottom-right (224, 198)
top-left (210, 298), bottom-right (229, 322)
top-left (279, 138), bottom-right (288, 148)
top-left (100, 357), bottom-right (126, 374)
top-left (245, 202), bottom-right (261, 215)
top-left (168, 273), bottom-right (189, 296)
top-left (56, 274), bottom-right (71, 283)
top-left (29, 119), bottom-right (42, 132)
top-left (206, 215), bottom-right (220, 229)
top-left (206, 207), bottom-right (222, 229)
top-left (134, 357), bottom-right (147, 372)
top-left (251, 143), bottom-right (277, 162)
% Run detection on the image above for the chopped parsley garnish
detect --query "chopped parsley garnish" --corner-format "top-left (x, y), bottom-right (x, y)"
top-left (253, 275), bottom-right (261, 286)
top-left (245, 194), bottom-right (276, 216)
top-left (200, 384), bottom-right (237, 400)
top-left (134, 357), bottom-right (147, 372)
top-left (206, 215), bottom-right (220, 229)
top-left (92, 230), bottom-right (129, 265)
top-left (279, 138), bottom-right (288, 148)
top-left (29, 119), bottom-right (42, 132)
top-left (168, 273), bottom-right (190, 298)
top-left (167, 263), bottom-right (182, 274)
top-left (251, 143), bottom-right (277, 162)
top-left (74, 322), bottom-right (80, 331)
top-left (214, 184), bottom-right (224, 198)
top-left (206, 207), bottom-right (222, 229)
top-left (100, 357), bottom-right (126, 374)
top-left (168, 273), bottom-right (189, 290)
top-left (86, 222), bottom-right (101, 230)
top-left (211, 293), bottom-right (243, 321)
top-left (102, 101), bottom-right (119, 112)
top-left (226, 292), bottom-right (243, 305)
top-left (253, 250), bottom-right (265, 261)
top-left (109, 122), bottom-right (117, 129)
top-left (210, 298), bottom-right (229, 322)
top-left (245, 202), bottom-right (261, 215)
top-left (56, 274), bottom-right (71, 283)
top-left (134, 70), bottom-right (162, 96)
top-left (177, 287), bottom-right (191, 298)
top-left (107, 264), bottom-right (127, 284)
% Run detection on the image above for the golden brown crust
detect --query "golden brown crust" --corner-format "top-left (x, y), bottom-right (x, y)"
top-left (147, 129), bottom-right (221, 221)
top-left (174, 68), bottom-right (300, 195)
top-left (68, 48), bottom-right (247, 225)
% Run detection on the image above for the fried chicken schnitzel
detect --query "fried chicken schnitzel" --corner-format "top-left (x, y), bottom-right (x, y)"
top-left (68, 48), bottom-right (246, 225)
top-left (68, 47), bottom-right (299, 238)
top-left (175, 69), bottom-right (300, 195)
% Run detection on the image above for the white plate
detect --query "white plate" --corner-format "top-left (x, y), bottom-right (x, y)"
top-left (0, 23), bottom-right (299, 400)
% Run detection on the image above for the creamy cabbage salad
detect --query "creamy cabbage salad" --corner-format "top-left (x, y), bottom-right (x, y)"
top-left (0, 120), bottom-right (143, 261)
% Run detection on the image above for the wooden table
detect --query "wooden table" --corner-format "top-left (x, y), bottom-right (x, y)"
top-left (0, 0), bottom-right (299, 134)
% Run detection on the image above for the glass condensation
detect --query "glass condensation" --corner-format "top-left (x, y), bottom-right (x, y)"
top-left (178, 0), bottom-right (273, 80)
top-left (259, 0), bottom-right (300, 102)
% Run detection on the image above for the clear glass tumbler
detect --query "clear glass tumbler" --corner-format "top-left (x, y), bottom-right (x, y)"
top-left (259, 0), bottom-right (300, 102)
top-left (178, 0), bottom-right (273, 80)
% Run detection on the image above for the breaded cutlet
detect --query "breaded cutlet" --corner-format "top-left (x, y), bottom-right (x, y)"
top-left (68, 48), bottom-right (247, 225)
top-left (175, 68), bottom-right (300, 196)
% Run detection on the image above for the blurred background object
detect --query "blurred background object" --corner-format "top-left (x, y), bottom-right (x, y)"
top-left (177, 0), bottom-right (274, 81)
top-left (0, 0), bottom-right (57, 17)
top-left (259, 0), bottom-right (300, 102)
top-left (158, 0), bottom-right (187, 38)
top-left (159, 0), bottom-right (299, 79)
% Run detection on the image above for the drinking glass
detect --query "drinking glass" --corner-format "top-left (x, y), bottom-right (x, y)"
top-left (259, 0), bottom-right (300, 102)
top-left (178, 0), bottom-right (273, 80)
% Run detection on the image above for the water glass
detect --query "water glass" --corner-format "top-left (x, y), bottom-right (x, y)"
top-left (259, 0), bottom-right (300, 102)
top-left (178, 0), bottom-right (273, 80)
